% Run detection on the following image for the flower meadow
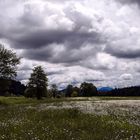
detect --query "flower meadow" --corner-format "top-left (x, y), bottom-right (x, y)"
top-left (0, 97), bottom-right (140, 140)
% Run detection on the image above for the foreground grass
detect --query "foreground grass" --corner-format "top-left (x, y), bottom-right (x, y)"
top-left (0, 106), bottom-right (140, 140)
top-left (0, 97), bottom-right (140, 139)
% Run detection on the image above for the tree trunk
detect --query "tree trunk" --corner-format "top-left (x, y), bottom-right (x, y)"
top-left (36, 87), bottom-right (41, 100)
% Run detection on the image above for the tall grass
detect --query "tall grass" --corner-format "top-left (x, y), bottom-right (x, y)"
top-left (0, 96), bottom-right (89, 105)
top-left (1, 96), bottom-right (140, 106)
top-left (0, 105), bottom-right (140, 140)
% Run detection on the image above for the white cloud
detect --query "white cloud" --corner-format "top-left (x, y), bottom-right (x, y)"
top-left (119, 73), bottom-right (133, 80)
top-left (0, 0), bottom-right (140, 88)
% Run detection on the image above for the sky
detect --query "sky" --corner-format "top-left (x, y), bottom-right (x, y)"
top-left (0, 0), bottom-right (140, 88)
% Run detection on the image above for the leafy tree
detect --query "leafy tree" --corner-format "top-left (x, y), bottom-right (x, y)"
top-left (26, 66), bottom-right (48, 99)
top-left (80, 82), bottom-right (97, 97)
top-left (0, 45), bottom-right (20, 95)
top-left (0, 44), bottom-right (20, 79)
top-left (51, 84), bottom-right (58, 98)
top-left (9, 80), bottom-right (26, 96)
top-left (65, 84), bottom-right (73, 97)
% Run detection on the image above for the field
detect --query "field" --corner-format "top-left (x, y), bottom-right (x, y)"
top-left (0, 97), bottom-right (140, 140)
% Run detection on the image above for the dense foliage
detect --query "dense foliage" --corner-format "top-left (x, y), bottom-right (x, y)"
top-left (0, 79), bottom-right (26, 96)
top-left (0, 45), bottom-right (20, 79)
top-left (80, 82), bottom-right (98, 97)
top-left (25, 66), bottom-right (48, 99)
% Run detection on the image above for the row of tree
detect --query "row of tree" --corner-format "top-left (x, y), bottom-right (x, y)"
top-left (0, 45), bottom-right (98, 99)
top-left (64, 83), bottom-right (97, 97)
top-left (98, 86), bottom-right (140, 96)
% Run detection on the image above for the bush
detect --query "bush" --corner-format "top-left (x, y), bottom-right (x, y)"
top-left (71, 91), bottom-right (78, 97)
top-left (4, 91), bottom-right (11, 97)
top-left (24, 87), bottom-right (36, 98)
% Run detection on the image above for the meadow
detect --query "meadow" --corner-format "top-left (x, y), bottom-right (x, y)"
top-left (0, 97), bottom-right (140, 140)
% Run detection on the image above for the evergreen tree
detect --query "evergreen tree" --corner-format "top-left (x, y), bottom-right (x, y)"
top-left (65, 84), bottom-right (73, 97)
top-left (26, 66), bottom-right (48, 99)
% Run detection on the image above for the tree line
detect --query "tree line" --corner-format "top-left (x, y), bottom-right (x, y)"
top-left (98, 86), bottom-right (140, 96)
top-left (0, 45), bottom-right (97, 99)
top-left (0, 45), bottom-right (140, 99)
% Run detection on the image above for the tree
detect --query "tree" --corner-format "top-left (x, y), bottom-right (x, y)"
top-left (51, 84), bottom-right (58, 98)
top-left (26, 66), bottom-right (48, 99)
top-left (0, 44), bottom-right (20, 79)
top-left (65, 84), bottom-right (73, 97)
top-left (80, 82), bottom-right (97, 97)
top-left (0, 45), bottom-right (20, 95)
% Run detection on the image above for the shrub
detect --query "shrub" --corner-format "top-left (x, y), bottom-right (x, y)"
top-left (71, 91), bottom-right (78, 97)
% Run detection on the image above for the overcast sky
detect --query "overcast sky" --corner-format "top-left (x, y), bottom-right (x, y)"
top-left (0, 0), bottom-right (140, 88)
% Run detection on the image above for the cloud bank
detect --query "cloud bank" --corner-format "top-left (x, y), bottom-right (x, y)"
top-left (0, 0), bottom-right (140, 88)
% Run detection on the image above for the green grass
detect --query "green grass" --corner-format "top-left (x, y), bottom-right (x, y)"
top-left (0, 96), bottom-right (140, 139)
top-left (0, 96), bottom-right (89, 106)
top-left (0, 106), bottom-right (140, 140)
top-left (0, 96), bottom-right (140, 106)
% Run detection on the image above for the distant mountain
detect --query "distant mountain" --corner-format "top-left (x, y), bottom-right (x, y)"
top-left (98, 87), bottom-right (113, 92)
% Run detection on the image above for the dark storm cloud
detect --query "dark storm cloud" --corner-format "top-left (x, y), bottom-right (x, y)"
top-left (13, 29), bottom-right (101, 49)
top-left (8, 1), bottom-right (103, 50)
top-left (117, 0), bottom-right (140, 6)
top-left (0, 0), bottom-right (105, 64)
top-left (7, 9), bottom-right (104, 63)
top-left (22, 43), bottom-right (101, 64)
top-left (0, 0), bottom-right (139, 63)
top-left (109, 51), bottom-right (140, 59)
top-left (22, 47), bottom-right (53, 61)
top-left (105, 47), bottom-right (140, 59)
top-left (105, 39), bottom-right (140, 59)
